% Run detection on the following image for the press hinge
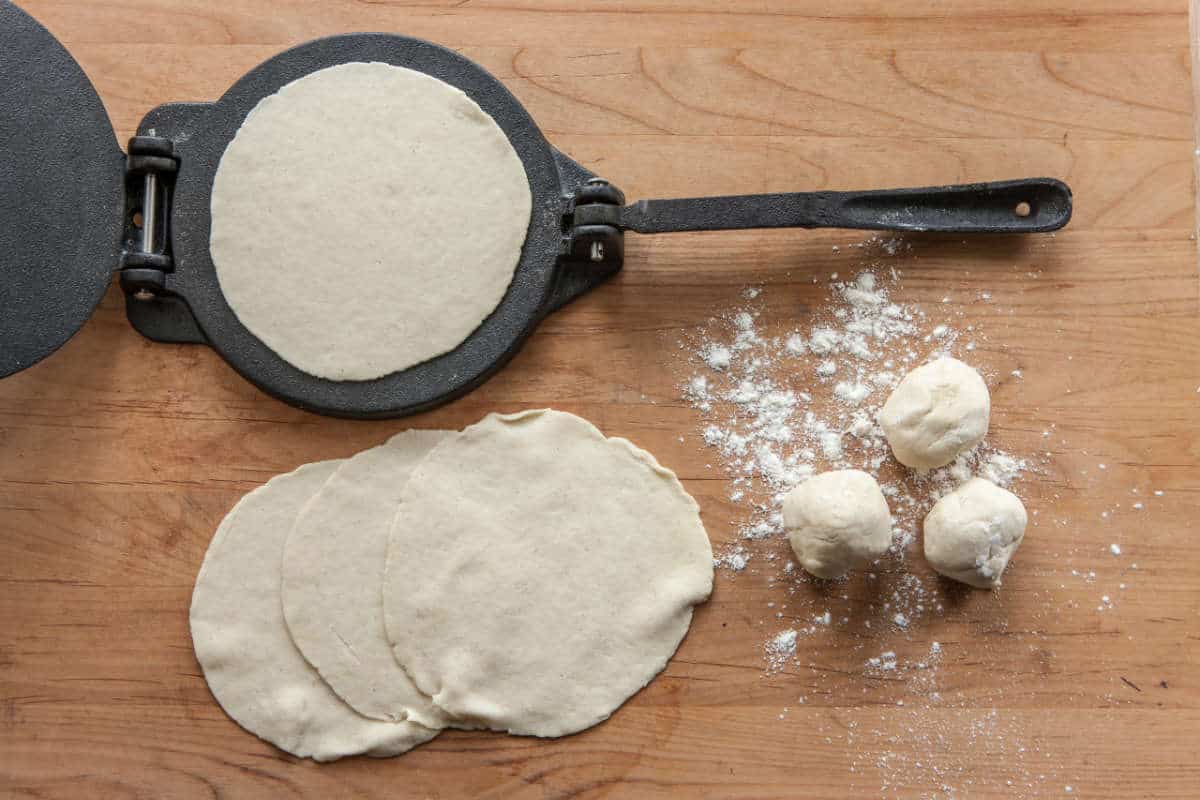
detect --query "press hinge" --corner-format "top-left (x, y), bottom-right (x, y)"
top-left (120, 136), bottom-right (178, 300)
top-left (562, 177), bottom-right (625, 269)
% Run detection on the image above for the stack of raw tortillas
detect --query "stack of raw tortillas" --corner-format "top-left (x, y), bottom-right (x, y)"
top-left (190, 409), bottom-right (714, 761)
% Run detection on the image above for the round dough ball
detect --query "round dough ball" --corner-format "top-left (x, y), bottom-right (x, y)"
top-left (878, 357), bottom-right (990, 470)
top-left (190, 461), bottom-right (439, 761)
top-left (210, 61), bottom-right (532, 381)
top-left (383, 409), bottom-right (713, 738)
top-left (923, 477), bottom-right (1027, 589)
top-left (782, 469), bottom-right (893, 579)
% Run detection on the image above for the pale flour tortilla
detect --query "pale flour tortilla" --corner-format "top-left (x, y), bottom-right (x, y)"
top-left (281, 430), bottom-right (450, 726)
top-left (190, 461), bottom-right (439, 761)
top-left (210, 61), bottom-right (532, 381)
top-left (382, 409), bottom-right (714, 737)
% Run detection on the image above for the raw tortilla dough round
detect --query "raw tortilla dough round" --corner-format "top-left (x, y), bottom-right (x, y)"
top-left (281, 430), bottom-right (450, 726)
top-left (382, 409), bottom-right (714, 737)
top-left (210, 61), bottom-right (532, 381)
top-left (923, 477), bottom-right (1027, 589)
top-left (190, 461), bottom-right (439, 761)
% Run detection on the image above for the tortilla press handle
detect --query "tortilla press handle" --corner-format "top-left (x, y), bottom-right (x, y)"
top-left (613, 178), bottom-right (1072, 235)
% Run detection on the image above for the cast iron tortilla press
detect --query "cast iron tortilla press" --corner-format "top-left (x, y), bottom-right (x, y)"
top-left (0, 2), bottom-right (1072, 418)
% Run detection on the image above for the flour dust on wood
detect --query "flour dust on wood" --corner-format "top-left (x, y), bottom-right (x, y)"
top-left (673, 237), bottom-right (1091, 797)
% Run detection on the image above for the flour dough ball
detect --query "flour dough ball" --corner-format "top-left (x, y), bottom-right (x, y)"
top-left (782, 469), bottom-right (893, 579)
top-left (190, 462), bottom-right (439, 761)
top-left (281, 430), bottom-right (451, 727)
top-left (210, 61), bottom-right (532, 381)
top-left (383, 409), bottom-right (713, 738)
top-left (878, 357), bottom-right (990, 470)
top-left (923, 477), bottom-right (1027, 589)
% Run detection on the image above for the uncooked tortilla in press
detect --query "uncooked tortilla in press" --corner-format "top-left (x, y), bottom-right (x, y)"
top-left (190, 461), bottom-right (439, 761)
top-left (281, 430), bottom-right (450, 726)
top-left (383, 409), bottom-right (714, 737)
top-left (210, 61), bottom-right (532, 381)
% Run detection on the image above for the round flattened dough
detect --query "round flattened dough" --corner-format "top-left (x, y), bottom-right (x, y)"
top-left (210, 62), bottom-right (532, 381)
top-left (190, 461), bottom-right (439, 761)
top-left (281, 430), bottom-right (450, 727)
top-left (923, 477), bottom-right (1027, 589)
top-left (383, 409), bottom-right (714, 737)
top-left (877, 357), bottom-right (991, 470)
top-left (782, 469), bottom-right (893, 579)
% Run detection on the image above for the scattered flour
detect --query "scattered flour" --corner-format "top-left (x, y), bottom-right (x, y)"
top-left (682, 266), bottom-right (1030, 583)
top-left (674, 241), bottom-right (1081, 798)
top-left (703, 344), bottom-right (732, 371)
top-left (765, 629), bottom-right (798, 672)
top-left (834, 381), bottom-right (872, 405)
top-left (714, 546), bottom-right (750, 572)
top-left (980, 452), bottom-right (1028, 487)
top-left (865, 650), bottom-right (899, 673)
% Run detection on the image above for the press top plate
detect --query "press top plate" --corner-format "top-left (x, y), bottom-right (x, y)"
top-left (0, 2), bottom-right (124, 378)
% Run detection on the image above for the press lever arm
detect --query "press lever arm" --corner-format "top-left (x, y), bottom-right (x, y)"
top-left (573, 178), bottom-right (1072, 236)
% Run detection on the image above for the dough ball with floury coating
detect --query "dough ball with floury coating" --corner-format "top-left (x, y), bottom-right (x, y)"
top-left (923, 477), bottom-right (1027, 589)
top-left (782, 469), bottom-right (893, 579)
top-left (878, 357), bottom-right (990, 470)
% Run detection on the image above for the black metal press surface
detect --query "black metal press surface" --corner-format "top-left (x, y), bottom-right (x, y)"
top-left (0, 2), bottom-right (125, 378)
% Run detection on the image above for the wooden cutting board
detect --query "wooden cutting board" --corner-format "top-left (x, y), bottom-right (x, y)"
top-left (1, 1), bottom-right (1197, 797)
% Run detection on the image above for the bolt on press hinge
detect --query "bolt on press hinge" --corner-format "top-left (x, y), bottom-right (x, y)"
top-left (120, 136), bottom-right (179, 301)
top-left (563, 178), bottom-right (625, 270)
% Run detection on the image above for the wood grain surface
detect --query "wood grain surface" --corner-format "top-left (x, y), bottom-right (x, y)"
top-left (2, 1), bottom-right (1198, 797)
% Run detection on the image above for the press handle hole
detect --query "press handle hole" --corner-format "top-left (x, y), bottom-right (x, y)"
top-left (1014, 201), bottom-right (1032, 218)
